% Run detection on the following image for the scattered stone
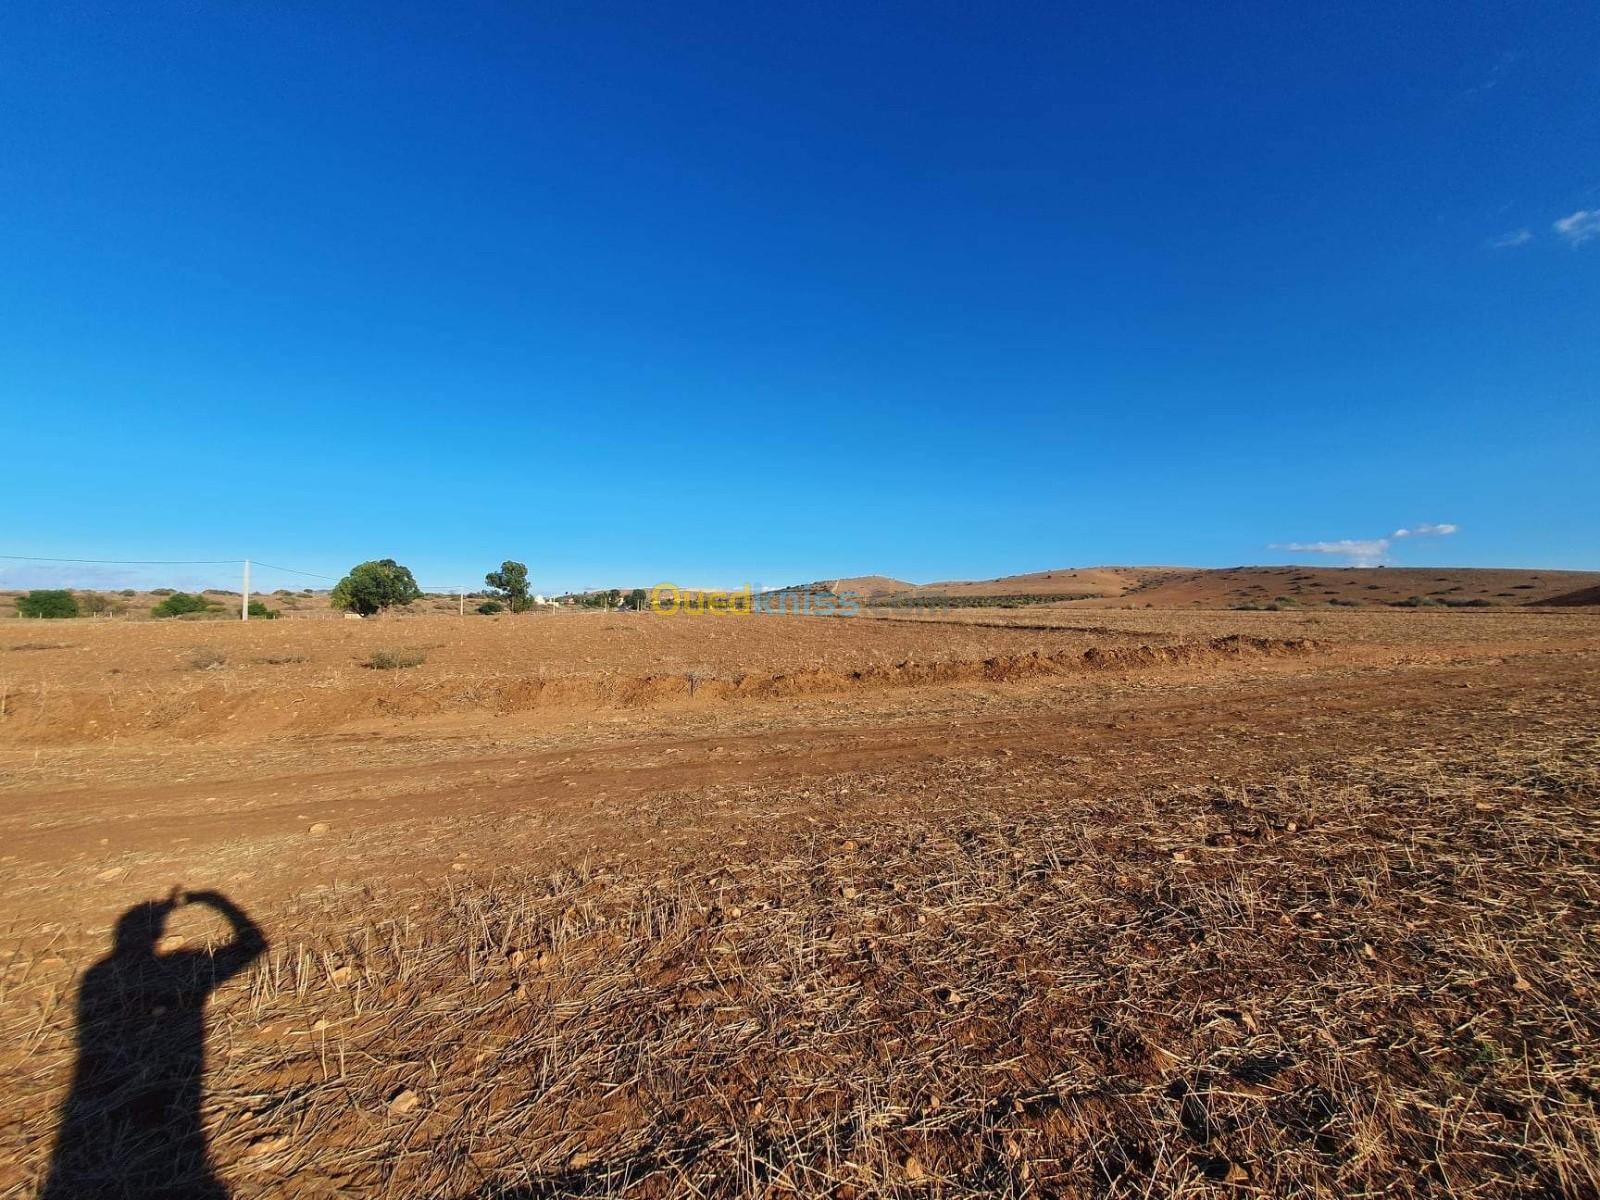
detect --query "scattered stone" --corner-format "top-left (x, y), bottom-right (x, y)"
top-left (388, 1087), bottom-right (421, 1115)
top-left (308, 822), bottom-right (330, 835)
top-left (95, 867), bottom-right (125, 881)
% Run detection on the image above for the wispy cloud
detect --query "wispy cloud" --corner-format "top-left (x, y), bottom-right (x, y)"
top-left (1489, 228), bottom-right (1533, 249)
top-left (1393, 523), bottom-right (1458, 538)
top-left (1554, 210), bottom-right (1600, 246)
top-left (1273, 538), bottom-right (1392, 567)
top-left (1272, 523), bottom-right (1457, 567)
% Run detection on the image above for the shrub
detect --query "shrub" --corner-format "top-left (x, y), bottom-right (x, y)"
top-left (476, 600), bottom-right (505, 615)
top-left (367, 647), bottom-right (425, 670)
top-left (152, 592), bottom-right (210, 618)
top-left (151, 588), bottom-right (176, 596)
top-left (186, 647), bottom-right (227, 670)
top-left (17, 590), bottom-right (79, 619)
top-left (118, 589), bottom-right (138, 598)
top-left (331, 559), bottom-right (422, 617)
top-left (78, 592), bottom-right (123, 616)
top-left (247, 600), bottom-right (280, 619)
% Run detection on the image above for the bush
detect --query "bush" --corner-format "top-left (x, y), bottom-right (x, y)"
top-left (78, 592), bottom-right (123, 616)
top-left (476, 600), bottom-right (505, 615)
top-left (331, 559), bottom-right (422, 617)
top-left (247, 600), bottom-right (280, 619)
top-left (367, 647), bottom-right (425, 670)
top-left (17, 590), bottom-right (79, 618)
top-left (152, 592), bottom-right (211, 618)
top-left (186, 647), bottom-right (227, 670)
top-left (151, 588), bottom-right (176, 596)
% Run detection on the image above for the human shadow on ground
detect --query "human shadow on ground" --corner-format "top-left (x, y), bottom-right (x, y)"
top-left (41, 889), bottom-right (267, 1199)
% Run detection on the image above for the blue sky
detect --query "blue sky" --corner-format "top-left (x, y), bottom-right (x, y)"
top-left (3, 2), bottom-right (1597, 593)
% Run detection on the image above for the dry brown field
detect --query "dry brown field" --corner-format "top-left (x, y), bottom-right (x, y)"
top-left (2, 605), bottom-right (1599, 1198)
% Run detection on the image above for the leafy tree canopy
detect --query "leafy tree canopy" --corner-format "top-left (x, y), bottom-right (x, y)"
top-left (484, 561), bottom-right (531, 612)
top-left (151, 592), bottom-right (210, 618)
top-left (18, 590), bottom-right (79, 619)
top-left (330, 559), bottom-right (422, 616)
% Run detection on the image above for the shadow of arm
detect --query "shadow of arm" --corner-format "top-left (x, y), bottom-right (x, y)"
top-left (183, 890), bottom-right (267, 983)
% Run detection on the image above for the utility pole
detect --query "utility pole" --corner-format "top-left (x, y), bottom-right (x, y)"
top-left (459, 588), bottom-right (465, 617)
top-left (241, 559), bottom-right (250, 622)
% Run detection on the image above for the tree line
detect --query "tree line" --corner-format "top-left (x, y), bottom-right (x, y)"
top-left (9, 558), bottom-right (644, 619)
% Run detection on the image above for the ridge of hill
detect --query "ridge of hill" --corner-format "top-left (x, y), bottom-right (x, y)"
top-left (803, 566), bottom-right (1600, 609)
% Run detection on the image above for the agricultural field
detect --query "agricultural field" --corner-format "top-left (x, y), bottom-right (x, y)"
top-left (2, 605), bottom-right (1598, 1198)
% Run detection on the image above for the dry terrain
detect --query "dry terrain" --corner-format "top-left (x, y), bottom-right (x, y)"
top-left (2, 604), bottom-right (1598, 1199)
top-left (855, 566), bottom-right (1600, 609)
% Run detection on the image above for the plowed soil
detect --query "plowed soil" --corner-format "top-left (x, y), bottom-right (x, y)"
top-left (2, 609), bottom-right (1598, 1199)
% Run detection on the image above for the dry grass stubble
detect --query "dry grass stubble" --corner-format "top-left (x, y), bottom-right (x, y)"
top-left (5, 729), bottom-right (1595, 1198)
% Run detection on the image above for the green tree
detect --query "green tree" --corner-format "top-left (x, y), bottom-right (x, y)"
top-left (152, 592), bottom-right (210, 618)
top-left (628, 588), bottom-right (648, 611)
top-left (330, 559), bottom-right (422, 617)
top-left (18, 590), bottom-right (79, 618)
top-left (484, 561), bottom-right (531, 612)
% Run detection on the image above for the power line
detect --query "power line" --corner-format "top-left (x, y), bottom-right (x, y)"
top-left (249, 560), bottom-right (335, 580)
top-left (3, 553), bottom-right (478, 599)
top-left (1, 553), bottom-right (341, 579)
top-left (0, 553), bottom-right (240, 565)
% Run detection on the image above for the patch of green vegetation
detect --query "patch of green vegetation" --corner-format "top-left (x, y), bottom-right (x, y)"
top-left (16, 590), bottom-right (79, 619)
top-left (152, 592), bottom-right (213, 618)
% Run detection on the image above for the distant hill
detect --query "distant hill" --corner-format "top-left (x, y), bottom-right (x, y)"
top-left (768, 576), bottom-right (915, 599)
top-left (1102, 566), bottom-right (1600, 609)
top-left (793, 566), bottom-right (1600, 610)
top-left (1540, 583), bottom-right (1600, 607)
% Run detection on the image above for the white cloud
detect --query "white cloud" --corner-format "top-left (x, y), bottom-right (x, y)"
top-left (1273, 538), bottom-right (1391, 567)
top-left (1554, 210), bottom-right (1600, 246)
top-left (1490, 229), bottom-right (1533, 249)
top-left (1273, 522), bottom-right (1457, 567)
top-left (1392, 523), bottom-right (1459, 538)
